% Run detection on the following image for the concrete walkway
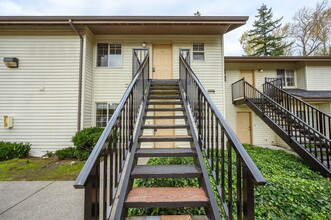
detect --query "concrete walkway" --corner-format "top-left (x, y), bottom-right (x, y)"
top-left (0, 181), bottom-right (83, 220)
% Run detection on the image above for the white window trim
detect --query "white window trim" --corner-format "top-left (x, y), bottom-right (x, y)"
top-left (276, 69), bottom-right (297, 88)
top-left (96, 43), bottom-right (123, 69)
top-left (192, 42), bottom-right (205, 62)
top-left (95, 102), bottom-right (118, 127)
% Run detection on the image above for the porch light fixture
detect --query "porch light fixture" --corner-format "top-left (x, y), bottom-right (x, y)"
top-left (142, 42), bottom-right (147, 48)
top-left (259, 68), bottom-right (263, 73)
top-left (3, 57), bottom-right (19, 68)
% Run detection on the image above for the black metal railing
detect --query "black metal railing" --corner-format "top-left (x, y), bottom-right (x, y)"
top-left (74, 51), bottom-right (149, 220)
top-left (264, 77), bottom-right (283, 89)
top-left (232, 79), bottom-right (331, 176)
top-left (263, 79), bottom-right (331, 140)
top-left (179, 53), bottom-right (266, 219)
top-left (132, 48), bottom-right (149, 77)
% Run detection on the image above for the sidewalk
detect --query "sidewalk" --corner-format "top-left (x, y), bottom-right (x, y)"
top-left (0, 181), bottom-right (83, 220)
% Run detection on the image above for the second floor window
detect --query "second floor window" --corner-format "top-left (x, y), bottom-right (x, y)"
top-left (97, 43), bottom-right (122, 67)
top-left (277, 69), bottom-right (295, 87)
top-left (193, 43), bottom-right (205, 61)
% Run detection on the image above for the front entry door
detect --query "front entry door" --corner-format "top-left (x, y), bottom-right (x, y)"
top-left (236, 112), bottom-right (252, 144)
top-left (153, 44), bottom-right (172, 79)
top-left (240, 69), bottom-right (255, 85)
top-left (152, 44), bottom-right (174, 148)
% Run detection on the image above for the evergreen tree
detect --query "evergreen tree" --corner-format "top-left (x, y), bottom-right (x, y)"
top-left (245, 4), bottom-right (291, 56)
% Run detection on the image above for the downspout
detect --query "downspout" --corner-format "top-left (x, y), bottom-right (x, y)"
top-left (69, 19), bottom-right (83, 131)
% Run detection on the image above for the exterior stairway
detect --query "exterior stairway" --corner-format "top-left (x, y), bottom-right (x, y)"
top-left (120, 80), bottom-right (220, 219)
top-left (232, 78), bottom-right (331, 177)
top-left (74, 50), bottom-right (265, 220)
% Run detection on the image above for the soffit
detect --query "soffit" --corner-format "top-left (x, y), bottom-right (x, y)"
top-left (0, 16), bottom-right (248, 35)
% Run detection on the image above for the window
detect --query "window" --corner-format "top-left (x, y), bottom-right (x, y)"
top-left (96, 103), bottom-right (117, 127)
top-left (277, 69), bottom-right (295, 87)
top-left (193, 43), bottom-right (205, 61)
top-left (97, 43), bottom-right (122, 67)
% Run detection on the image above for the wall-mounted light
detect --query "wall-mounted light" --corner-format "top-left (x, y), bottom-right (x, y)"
top-left (142, 42), bottom-right (147, 48)
top-left (3, 57), bottom-right (19, 68)
top-left (258, 68), bottom-right (263, 73)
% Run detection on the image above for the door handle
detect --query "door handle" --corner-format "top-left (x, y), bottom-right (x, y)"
top-left (152, 67), bottom-right (155, 72)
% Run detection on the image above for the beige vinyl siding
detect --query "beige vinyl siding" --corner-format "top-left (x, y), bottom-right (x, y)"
top-left (296, 63), bottom-right (306, 90)
top-left (82, 27), bottom-right (94, 128)
top-left (306, 64), bottom-right (331, 90)
top-left (0, 35), bottom-right (80, 156)
top-left (91, 35), bottom-right (224, 126)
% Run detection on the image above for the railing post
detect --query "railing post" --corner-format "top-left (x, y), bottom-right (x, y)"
top-left (243, 167), bottom-right (254, 220)
top-left (243, 80), bottom-right (246, 99)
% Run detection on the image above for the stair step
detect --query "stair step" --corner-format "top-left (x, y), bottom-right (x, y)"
top-left (131, 165), bottom-right (202, 178)
top-left (149, 95), bottom-right (181, 100)
top-left (146, 108), bottom-right (184, 112)
top-left (135, 148), bottom-right (196, 157)
top-left (125, 187), bottom-right (209, 208)
top-left (147, 101), bottom-right (182, 105)
top-left (142, 124), bottom-right (189, 129)
top-left (150, 86), bottom-right (179, 90)
top-left (144, 115), bottom-right (186, 120)
top-left (150, 91), bottom-right (180, 94)
top-left (139, 135), bottom-right (192, 142)
top-left (126, 216), bottom-right (207, 220)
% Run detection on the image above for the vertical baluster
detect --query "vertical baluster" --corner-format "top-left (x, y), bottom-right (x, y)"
top-left (216, 122), bottom-right (219, 185)
top-left (207, 104), bottom-right (210, 157)
top-left (221, 129), bottom-right (225, 203)
top-left (228, 143), bottom-right (233, 218)
top-left (198, 90), bottom-right (202, 146)
top-left (103, 144), bottom-right (108, 220)
top-left (203, 98), bottom-right (207, 150)
top-left (114, 123), bottom-right (119, 188)
top-left (236, 157), bottom-right (242, 220)
top-left (108, 134), bottom-right (114, 206)
top-left (211, 113), bottom-right (214, 171)
top-left (129, 92), bottom-right (134, 151)
top-left (329, 117), bottom-right (331, 140)
top-left (118, 115), bottom-right (123, 172)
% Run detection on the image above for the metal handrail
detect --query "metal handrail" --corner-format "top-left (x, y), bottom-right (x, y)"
top-left (180, 53), bottom-right (266, 219)
top-left (180, 55), bottom-right (266, 184)
top-left (74, 53), bottom-right (149, 188)
top-left (263, 79), bottom-right (331, 140)
top-left (74, 51), bottom-right (149, 219)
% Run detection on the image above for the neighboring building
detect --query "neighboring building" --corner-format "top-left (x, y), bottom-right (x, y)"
top-left (225, 56), bottom-right (331, 148)
top-left (0, 16), bottom-right (247, 156)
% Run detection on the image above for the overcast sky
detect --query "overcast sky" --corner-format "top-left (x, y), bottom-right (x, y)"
top-left (1, 0), bottom-right (330, 55)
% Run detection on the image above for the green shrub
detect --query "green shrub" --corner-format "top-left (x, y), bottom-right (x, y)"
top-left (72, 127), bottom-right (104, 153)
top-left (55, 147), bottom-right (77, 160)
top-left (0, 141), bottom-right (31, 161)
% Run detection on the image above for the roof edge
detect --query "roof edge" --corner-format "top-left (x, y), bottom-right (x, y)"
top-left (225, 56), bottom-right (331, 62)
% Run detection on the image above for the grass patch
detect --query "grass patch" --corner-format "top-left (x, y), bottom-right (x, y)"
top-left (0, 157), bottom-right (85, 181)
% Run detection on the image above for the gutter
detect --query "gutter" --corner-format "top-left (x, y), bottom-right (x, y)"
top-left (69, 19), bottom-right (83, 131)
